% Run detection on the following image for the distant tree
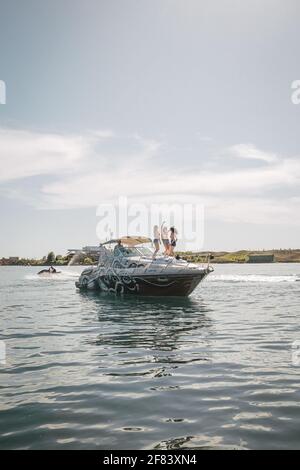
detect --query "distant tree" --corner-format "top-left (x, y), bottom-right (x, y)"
top-left (46, 251), bottom-right (56, 264)
top-left (56, 256), bottom-right (68, 266)
top-left (83, 257), bottom-right (93, 265)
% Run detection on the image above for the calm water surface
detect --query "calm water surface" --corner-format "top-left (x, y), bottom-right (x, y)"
top-left (0, 264), bottom-right (300, 449)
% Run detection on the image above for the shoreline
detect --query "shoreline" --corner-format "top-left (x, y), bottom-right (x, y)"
top-left (1, 249), bottom-right (300, 266)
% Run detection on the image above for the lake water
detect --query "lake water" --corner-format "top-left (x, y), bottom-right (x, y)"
top-left (0, 264), bottom-right (300, 450)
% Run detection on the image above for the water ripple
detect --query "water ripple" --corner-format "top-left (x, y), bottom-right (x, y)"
top-left (1, 264), bottom-right (300, 449)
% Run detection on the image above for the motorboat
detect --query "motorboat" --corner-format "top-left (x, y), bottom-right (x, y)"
top-left (75, 236), bottom-right (213, 297)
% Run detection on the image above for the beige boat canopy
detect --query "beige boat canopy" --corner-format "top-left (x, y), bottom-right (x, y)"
top-left (102, 236), bottom-right (152, 247)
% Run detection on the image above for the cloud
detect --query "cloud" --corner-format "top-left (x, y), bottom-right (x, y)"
top-left (88, 129), bottom-right (115, 139)
top-left (206, 195), bottom-right (300, 225)
top-left (40, 152), bottom-right (300, 209)
top-left (229, 143), bottom-right (278, 163)
top-left (196, 134), bottom-right (213, 142)
top-left (0, 127), bottom-right (116, 183)
top-left (0, 128), bottom-right (92, 182)
top-left (0, 129), bottom-right (299, 226)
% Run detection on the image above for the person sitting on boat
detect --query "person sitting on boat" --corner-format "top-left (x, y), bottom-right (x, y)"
top-left (50, 266), bottom-right (57, 273)
top-left (152, 225), bottom-right (161, 259)
top-left (169, 227), bottom-right (177, 256)
top-left (114, 240), bottom-right (125, 257)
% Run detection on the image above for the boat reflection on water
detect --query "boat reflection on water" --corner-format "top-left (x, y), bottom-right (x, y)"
top-left (77, 291), bottom-right (219, 450)
top-left (78, 290), bottom-right (214, 356)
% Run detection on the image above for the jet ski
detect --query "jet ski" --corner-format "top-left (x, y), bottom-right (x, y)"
top-left (37, 266), bottom-right (61, 276)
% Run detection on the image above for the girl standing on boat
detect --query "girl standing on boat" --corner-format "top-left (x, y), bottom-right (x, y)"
top-left (161, 224), bottom-right (170, 255)
top-left (169, 226), bottom-right (177, 256)
top-left (152, 225), bottom-right (161, 258)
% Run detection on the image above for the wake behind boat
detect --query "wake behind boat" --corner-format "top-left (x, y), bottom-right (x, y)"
top-left (75, 236), bottom-right (213, 296)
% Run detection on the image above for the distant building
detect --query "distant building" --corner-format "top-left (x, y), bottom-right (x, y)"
top-left (247, 254), bottom-right (274, 263)
top-left (0, 257), bottom-right (20, 266)
top-left (82, 246), bottom-right (102, 254)
top-left (67, 246), bottom-right (101, 262)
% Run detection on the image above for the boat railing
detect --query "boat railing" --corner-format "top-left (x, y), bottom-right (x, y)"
top-left (100, 249), bottom-right (213, 275)
top-left (135, 255), bottom-right (210, 276)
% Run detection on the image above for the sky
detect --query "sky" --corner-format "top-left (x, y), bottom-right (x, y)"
top-left (0, 0), bottom-right (300, 257)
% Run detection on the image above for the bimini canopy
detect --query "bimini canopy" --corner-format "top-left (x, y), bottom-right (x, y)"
top-left (102, 236), bottom-right (152, 247)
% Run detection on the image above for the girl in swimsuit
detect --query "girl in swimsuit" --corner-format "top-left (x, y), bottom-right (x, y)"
top-left (161, 225), bottom-right (170, 255)
top-left (169, 227), bottom-right (177, 256)
top-left (152, 225), bottom-right (160, 258)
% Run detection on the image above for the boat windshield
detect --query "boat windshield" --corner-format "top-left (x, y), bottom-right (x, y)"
top-left (116, 245), bottom-right (153, 258)
top-left (136, 246), bottom-right (154, 257)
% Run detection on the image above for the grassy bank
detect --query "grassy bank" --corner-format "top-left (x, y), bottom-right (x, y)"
top-left (177, 249), bottom-right (300, 263)
top-left (1, 249), bottom-right (300, 266)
